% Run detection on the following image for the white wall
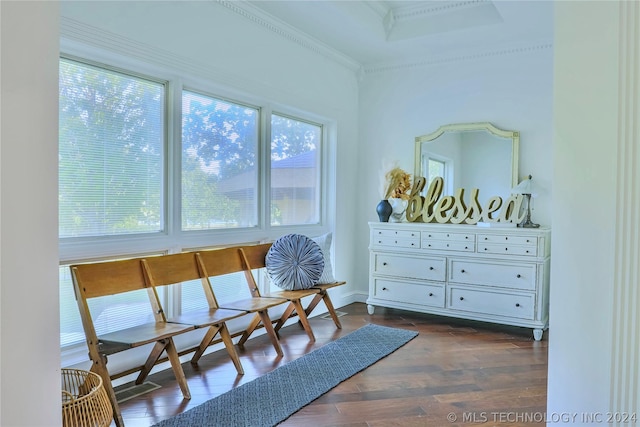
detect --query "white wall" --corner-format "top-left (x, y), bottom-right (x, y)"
top-left (356, 47), bottom-right (553, 296)
top-left (0, 1), bottom-right (61, 425)
top-left (59, 1), bottom-right (361, 303)
top-left (549, 1), bottom-right (640, 421)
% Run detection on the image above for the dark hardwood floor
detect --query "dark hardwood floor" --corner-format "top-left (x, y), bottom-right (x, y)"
top-left (114, 303), bottom-right (548, 427)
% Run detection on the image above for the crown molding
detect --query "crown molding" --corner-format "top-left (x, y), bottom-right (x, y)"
top-left (61, 6), bottom-right (551, 82)
top-left (220, 0), bottom-right (550, 76)
top-left (215, 0), bottom-right (362, 73)
top-left (362, 41), bottom-right (553, 75)
top-left (393, 0), bottom-right (485, 21)
top-left (60, 16), bottom-right (208, 74)
top-left (59, 16), bottom-right (276, 98)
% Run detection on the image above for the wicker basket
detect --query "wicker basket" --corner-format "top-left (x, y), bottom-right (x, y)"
top-left (61, 368), bottom-right (112, 427)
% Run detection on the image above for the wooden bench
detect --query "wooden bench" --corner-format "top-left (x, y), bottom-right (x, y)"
top-left (197, 245), bottom-right (294, 356)
top-left (235, 242), bottom-right (347, 338)
top-left (141, 252), bottom-right (249, 369)
top-left (69, 242), bottom-right (345, 426)
top-left (70, 258), bottom-right (197, 427)
top-left (274, 281), bottom-right (347, 333)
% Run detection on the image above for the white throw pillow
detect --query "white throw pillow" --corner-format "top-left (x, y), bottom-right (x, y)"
top-left (311, 232), bottom-right (336, 284)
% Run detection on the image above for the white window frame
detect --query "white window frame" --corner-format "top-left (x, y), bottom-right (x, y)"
top-left (422, 151), bottom-right (454, 195)
top-left (59, 39), bottom-right (337, 367)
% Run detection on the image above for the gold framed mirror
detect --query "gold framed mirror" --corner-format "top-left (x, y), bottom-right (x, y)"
top-left (414, 122), bottom-right (519, 206)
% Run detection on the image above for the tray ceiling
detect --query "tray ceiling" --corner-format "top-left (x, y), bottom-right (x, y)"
top-left (246, 0), bottom-right (553, 67)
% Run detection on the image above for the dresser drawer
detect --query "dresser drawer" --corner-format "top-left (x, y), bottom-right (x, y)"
top-left (373, 229), bottom-right (420, 239)
top-left (449, 259), bottom-right (537, 290)
top-left (372, 228), bottom-right (420, 248)
top-left (448, 286), bottom-right (535, 320)
top-left (374, 253), bottom-right (446, 281)
top-left (422, 231), bottom-right (476, 242)
top-left (422, 239), bottom-right (474, 252)
top-left (374, 278), bottom-right (445, 308)
top-left (374, 236), bottom-right (419, 248)
top-left (477, 234), bottom-right (537, 246)
top-left (478, 243), bottom-right (537, 257)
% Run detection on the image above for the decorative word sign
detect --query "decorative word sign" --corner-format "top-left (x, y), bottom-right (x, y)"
top-left (406, 177), bottom-right (526, 225)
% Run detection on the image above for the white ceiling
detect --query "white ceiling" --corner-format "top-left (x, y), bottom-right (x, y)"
top-left (245, 0), bottom-right (554, 68)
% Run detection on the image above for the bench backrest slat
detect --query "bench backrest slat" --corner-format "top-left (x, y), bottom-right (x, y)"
top-left (71, 258), bottom-right (149, 299)
top-left (236, 243), bottom-right (270, 270)
top-left (197, 243), bottom-right (271, 274)
top-left (142, 252), bottom-right (202, 286)
top-left (197, 245), bottom-right (257, 276)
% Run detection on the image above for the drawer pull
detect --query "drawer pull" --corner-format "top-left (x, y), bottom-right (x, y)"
top-left (459, 296), bottom-right (464, 301)
top-left (429, 266), bottom-right (434, 270)
top-left (505, 247), bottom-right (508, 251)
top-left (505, 237), bottom-right (509, 241)
top-left (382, 262), bottom-right (388, 266)
top-left (429, 292), bottom-right (434, 297)
top-left (411, 243), bottom-right (415, 246)
top-left (516, 274), bottom-right (521, 278)
top-left (460, 269), bottom-right (466, 273)
top-left (465, 236), bottom-right (469, 239)
top-left (484, 237), bottom-right (488, 240)
top-left (465, 246), bottom-right (469, 250)
top-left (515, 303), bottom-right (521, 307)
top-left (382, 287), bottom-right (388, 291)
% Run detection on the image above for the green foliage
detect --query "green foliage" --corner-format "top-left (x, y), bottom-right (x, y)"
top-left (59, 59), bottom-right (162, 237)
top-left (59, 60), bottom-right (320, 237)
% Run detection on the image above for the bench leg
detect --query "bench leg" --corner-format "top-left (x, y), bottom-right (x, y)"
top-left (191, 325), bottom-right (222, 365)
top-left (304, 293), bottom-right (323, 318)
top-left (258, 310), bottom-right (284, 357)
top-left (136, 340), bottom-right (166, 385)
top-left (191, 324), bottom-right (244, 376)
top-left (291, 299), bottom-right (315, 342)
top-left (136, 339), bottom-right (191, 400)
top-left (274, 302), bottom-right (297, 333)
top-left (219, 323), bottom-right (244, 375)
top-left (237, 313), bottom-right (261, 347)
top-left (165, 338), bottom-right (191, 400)
top-left (237, 311), bottom-right (283, 357)
top-left (306, 291), bottom-right (342, 329)
top-left (90, 356), bottom-right (124, 427)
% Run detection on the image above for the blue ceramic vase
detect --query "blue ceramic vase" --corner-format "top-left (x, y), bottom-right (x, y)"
top-left (376, 199), bottom-right (392, 222)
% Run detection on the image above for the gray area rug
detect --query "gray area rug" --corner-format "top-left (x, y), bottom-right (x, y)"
top-left (152, 323), bottom-right (418, 427)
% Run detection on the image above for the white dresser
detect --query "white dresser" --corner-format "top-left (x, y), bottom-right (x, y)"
top-left (367, 222), bottom-right (551, 340)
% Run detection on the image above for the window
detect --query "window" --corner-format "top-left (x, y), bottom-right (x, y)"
top-left (181, 91), bottom-right (259, 230)
top-left (423, 152), bottom-right (453, 195)
top-left (59, 262), bottom-right (159, 348)
top-left (59, 54), bottom-right (331, 359)
top-left (59, 58), bottom-right (165, 238)
top-left (428, 158), bottom-right (446, 184)
top-left (270, 114), bottom-right (321, 226)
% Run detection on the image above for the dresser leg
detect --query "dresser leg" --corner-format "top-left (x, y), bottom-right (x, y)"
top-left (367, 304), bottom-right (375, 315)
top-left (533, 329), bottom-right (543, 341)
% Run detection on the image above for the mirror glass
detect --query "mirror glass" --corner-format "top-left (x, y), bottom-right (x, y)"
top-left (414, 123), bottom-right (519, 206)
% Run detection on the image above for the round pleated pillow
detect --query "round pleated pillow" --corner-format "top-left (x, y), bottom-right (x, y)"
top-left (266, 234), bottom-right (325, 290)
